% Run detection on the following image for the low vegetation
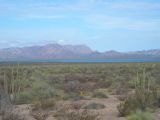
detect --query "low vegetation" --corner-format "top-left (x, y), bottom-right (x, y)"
top-left (127, 111), bottom-right (155, 120)
top-left (0, 63), bottom-right (160, 119)
top-left (84, 103), bottom-right (106, 110)
top-left (54, 104), bottom-right (100, 120)
top-left (92, 92), bottom-right (108, 99)
top-left (32, 99), bottom-right (55, 111)
top-left (117, 68), bottom-right (159, 117)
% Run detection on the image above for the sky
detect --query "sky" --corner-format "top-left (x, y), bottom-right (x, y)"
top-left (0, 0), bottom-right (160, 52)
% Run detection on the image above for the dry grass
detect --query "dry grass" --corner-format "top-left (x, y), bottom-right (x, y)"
top-left (30, 111), bottom-right (49, 120)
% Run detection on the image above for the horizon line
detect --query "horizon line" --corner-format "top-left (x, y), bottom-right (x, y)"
top-left (0, 43), bottom-right (159, 53)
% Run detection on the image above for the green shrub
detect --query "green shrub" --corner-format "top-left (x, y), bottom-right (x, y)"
top-left (32, 99), bottom-right (55, 111)
top-left (117, 88), bottom-right (158, 117)
top-left (92, 92), bottom-right (108, 99)
top-left (84, 103), bottom-right (105, 110)
top-left (127, 111), bottom-right (155, 120)
top-left (66, 92), bottom-right (88, 101)
top-left (15, 91), bottom-right (33, 104)
top-left (31, 81), bottom-right (57, 101)
top-left (117, 95), bottom-right (138, 117)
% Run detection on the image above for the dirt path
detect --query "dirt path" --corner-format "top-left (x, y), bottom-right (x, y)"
top-left (76, 95), bottom-right (125, 120)
top-left (155, 109), bottom-right (160, 120)
top-left (50, 95), bottom-right (125, 120)
top-left (93, 95), bottom-right (125, 120)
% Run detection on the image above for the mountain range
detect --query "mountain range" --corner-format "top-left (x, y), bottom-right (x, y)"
top-left (0, 44), bottom-right (160, 60)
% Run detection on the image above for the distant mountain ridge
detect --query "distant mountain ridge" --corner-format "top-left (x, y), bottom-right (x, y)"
top-left (0, 44), bottom-right (160, 60)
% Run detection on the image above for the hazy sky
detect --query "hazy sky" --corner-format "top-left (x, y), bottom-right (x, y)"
top-left (0, 0), bottom-right (160, 52)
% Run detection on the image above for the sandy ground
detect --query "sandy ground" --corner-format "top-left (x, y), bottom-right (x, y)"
top-left (69, 95), bottom-right (125, 120)
top-left (155, 109), bottom-right (160, 120)
top-left (0, 95), bottom-right (160, 120)
top-left (0, 95), bottom-right (125, 120)
top-left (1, 95), bottom-right (160, 120)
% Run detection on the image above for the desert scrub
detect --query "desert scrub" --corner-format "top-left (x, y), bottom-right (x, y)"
top-left (117, 95), bottom-right (137, 116)
top-left (14, 91), bottom-right (33, 104)
top-left (0, 65), bottom-right (25, 104)
top-left (127, 111), bottom-right (155, 120)
top-left (118, 69), bottom-right (160, 117)
top-left (31, 80), bottom-right (57, 101)
top-left (117, 90), bottom-right (159, 117)
top-left (32, 99), bottom-right (55, 111)
top-left (65, 92), bottom-right (88, 101)
top-left (30, 111), bottom-right (49, 120)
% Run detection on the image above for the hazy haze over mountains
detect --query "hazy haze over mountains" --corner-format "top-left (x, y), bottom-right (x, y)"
top-left (0, 44), bottom-right (160, 60)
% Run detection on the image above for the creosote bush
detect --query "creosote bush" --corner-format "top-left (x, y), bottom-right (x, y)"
top-left (117, 95), bottom-right (137, 116)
